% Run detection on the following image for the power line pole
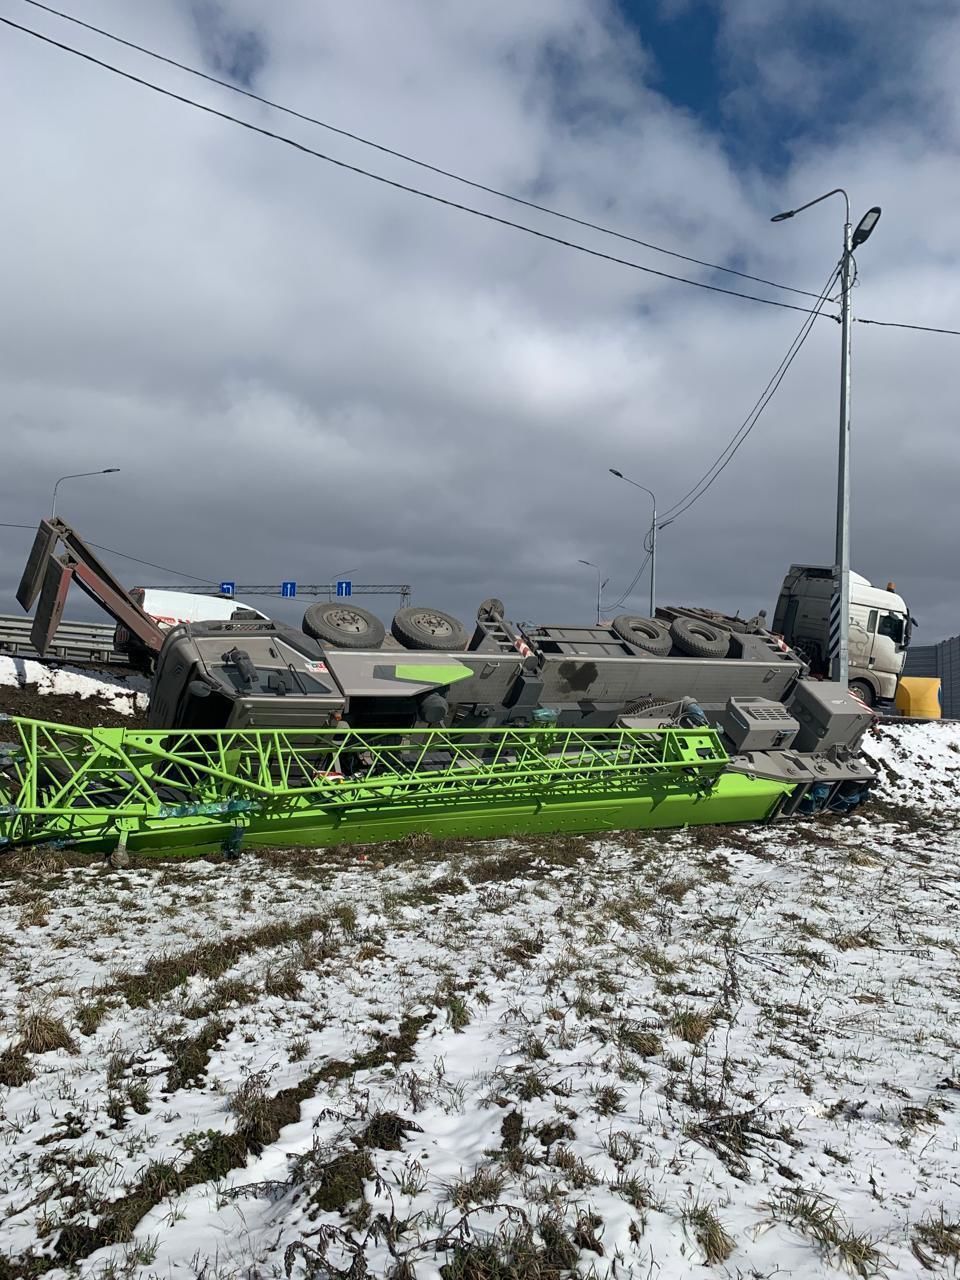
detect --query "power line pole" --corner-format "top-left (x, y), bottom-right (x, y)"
top-left (834, 217), bottom-right (853, 688)
top-left (771, 192), bottom-right (880, 689)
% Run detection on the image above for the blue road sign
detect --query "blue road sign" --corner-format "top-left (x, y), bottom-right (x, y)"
top-left (336, 579), bottom-right (352, 598)
top-left (220, 581), bottom-right (236, 597)
top-left (281, 580), bottom-right (297, 598)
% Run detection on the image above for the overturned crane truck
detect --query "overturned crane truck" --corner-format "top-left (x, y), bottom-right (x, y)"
top-left (0, 519), bottom-right (876, 858)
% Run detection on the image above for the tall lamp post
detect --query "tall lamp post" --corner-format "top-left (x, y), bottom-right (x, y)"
top-left (771, 190), bottom-right (881, 688)
top-left (577, 559), bottom-right (606, 625)
top-left (51, 468), bottom-right (120, 520)
top-left (609, 469), bottom-right (659, 617)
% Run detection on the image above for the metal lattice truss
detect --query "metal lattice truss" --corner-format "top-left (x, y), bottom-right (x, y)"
top-left (0, 717), bottom-right (784, 856)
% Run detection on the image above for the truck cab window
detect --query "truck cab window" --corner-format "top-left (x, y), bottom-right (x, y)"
top-left (878, 613), bottom-right (905, 645)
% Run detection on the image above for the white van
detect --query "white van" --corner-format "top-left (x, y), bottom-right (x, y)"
top-left (115, 589), bottom-right (270, 660)
top-left (773, 566), bottom-right (911, 707)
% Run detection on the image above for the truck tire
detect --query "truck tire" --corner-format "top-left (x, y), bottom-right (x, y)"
top-left (612, 615), bottom-right (672, 657)
top-left (670, 617), bottom-right (730, 659)
top-left (849, 679), bottom-right (875, 708)
top-left (302, 603), bottom-right (385, 650)
top-left (391, 606), bottom-right (468, 651)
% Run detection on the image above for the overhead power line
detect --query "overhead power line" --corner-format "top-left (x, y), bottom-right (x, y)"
top-left (6, 15), bottom-right (957, 337)
top-left (601, 263), bottom-right (841, 611)
top-left (856, 317), bottom-right (960, 337)
top-left (601, 550), bottom-right (651, 613)
top-left (659, 263), bottom-right (842, 524)
top-left (16, 0), bottom-right (821, 302)
top-left (0, 522), bottom-right (213, 581)
top-left (0, 14), bottom-right (835, 319)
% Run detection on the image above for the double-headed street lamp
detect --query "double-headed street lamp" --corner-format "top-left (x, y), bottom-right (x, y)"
top-left (51, 468), bottom-right (120, 520)
top-left (577, 559), bottom-right (607, 625)
top-left (608, 469), bottom-right (660, 618)
top-left (772, 190), bottom-right (881, 688)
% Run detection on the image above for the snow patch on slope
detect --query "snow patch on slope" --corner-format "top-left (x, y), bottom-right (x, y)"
top-left (864, 720), bottom-right (960, 809)
top-left (0, 655), bottom-right (150, 715)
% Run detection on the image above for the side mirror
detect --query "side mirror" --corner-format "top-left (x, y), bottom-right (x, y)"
top-left (188, 680), bottom-right (212, 699)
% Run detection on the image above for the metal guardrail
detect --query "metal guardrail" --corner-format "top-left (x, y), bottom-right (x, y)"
top-left (0, 614), bottom-right (129, 666)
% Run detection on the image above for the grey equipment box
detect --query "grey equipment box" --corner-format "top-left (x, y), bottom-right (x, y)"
top-left (720, 697), bottom-right (799, 752)
top-left (789, 680), bottom-right (874, 752)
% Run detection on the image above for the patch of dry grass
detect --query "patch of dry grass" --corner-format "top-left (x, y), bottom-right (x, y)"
top-left (682, 1201), bottom-right (735, 1265)
top-left (670, 1005), bottom-right (714, 1044)
top-left (912, 1208), bottom-right (960, 1271)
top-left (18, 1010), bottom-right (77, 1056)
top-left (768, 1188), bottom-right (882, 1276)
top-left (111, 911), bottom-right (332, 1008)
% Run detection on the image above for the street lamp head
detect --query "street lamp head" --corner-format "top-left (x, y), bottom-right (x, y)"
top-left (578, 559), bottom-right (595, 568)
top-left (608, 469), bottom-right (623, 479)
top-left (852, 206), bottom-right (881, 248)
top-left (103, 468), bottom-right (120, 474)
top-left (770, 209), bottom-right (795, 222)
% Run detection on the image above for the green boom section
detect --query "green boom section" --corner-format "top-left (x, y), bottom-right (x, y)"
top-left (0, 717), bottom-right (792, 856)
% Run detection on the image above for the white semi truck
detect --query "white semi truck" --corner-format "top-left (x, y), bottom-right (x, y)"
top-left (773, 565), bottom-right (911, 707)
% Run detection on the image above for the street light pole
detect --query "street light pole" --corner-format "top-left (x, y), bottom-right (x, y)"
top-left (836, 216), bottom-right (854, 690)
top-left (609, 470), bottom-right (658, 617)
top-left (771, 191), bottom-right (880, 688)
top-left (51, 468), bottom-right (120, 520)
top-left (577, 559), bottom-right (604, 625)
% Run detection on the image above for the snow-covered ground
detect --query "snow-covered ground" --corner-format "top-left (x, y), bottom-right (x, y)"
top-left (1, 716), bottom-right (959, 1277)
top-left (0, 655), bottom-right (150, 716)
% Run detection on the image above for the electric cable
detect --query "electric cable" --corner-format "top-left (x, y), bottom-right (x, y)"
top-left (659, 262), bottom-right (842, 523)
top-left (14, 0), bottom-right (822, 301)
top-left (0, 14), bottom-right (836, 319)
top-left (0, 522), bottom-right (214, 581)
top-left (6, 15), bottom-right (957, 335)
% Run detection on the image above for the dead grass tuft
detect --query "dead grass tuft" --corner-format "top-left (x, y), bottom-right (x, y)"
top-left (181, 977), bottom-right (256, 1020)
top-left (0, 1047), bottom-right (34, 1087)
top-left (660, 876), bottom-right (697, 903)
top-left (439, 1213), bottom-right (579, 1278)
top-left (682, 1201), bottom-right (735, 1265)
top-left (17, 1010), bottom-right (77, 1056)
top-left (287, 1035), bottom-right (309, 1063)
top-left (360, 1111), bottom-right (423, 1152)
top-left (448, 1164), bottom-right (508, 1209)
top-left (164, 1017), bottom-right (233, 1092)
top-left (73, 996), bottom-right (113, 1037)
top-left (670, 1005), bottom-right (715, 1044)
top-left (467, 850), bottom-right (537, 884)
top-left (768, 1188), bottom-right (882, 1275)
top-left (912, 1208), bottom-right (960, 1270)
top-left (17, 899), bottom-right (49, 929)
top-left (264, 962), bottom-right (304, 1000)
top-left (112, 910), bottom-right (330, 1007)
top-left (228, 1071), bottom-right (278, 1154)
top-left (313, 1152), bottom-right (374, 1217)
top-left (616, 1022), bottom-right (662, 1058)
top-left (590, 1083), bottom-right (626, 1116)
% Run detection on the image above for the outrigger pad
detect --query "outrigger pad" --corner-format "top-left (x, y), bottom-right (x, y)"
top-left (31, 556), bottom-right (74, 657)
top-left (16, 519), bottom-right (59, 612)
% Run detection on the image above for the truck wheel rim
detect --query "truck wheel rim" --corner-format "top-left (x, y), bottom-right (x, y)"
top-left (330, 610), bottom-right (369, 634)
top-left (411, 612), bottom-right (454, 637)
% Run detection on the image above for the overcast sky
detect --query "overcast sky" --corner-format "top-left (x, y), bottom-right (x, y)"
top-left (1, 0), bottom-right (957, 640)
